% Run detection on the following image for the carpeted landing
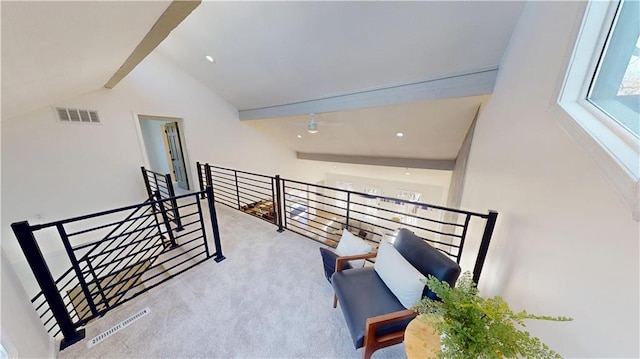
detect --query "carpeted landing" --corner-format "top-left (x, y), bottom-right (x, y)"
top-left (58, 204), bottom-right (406, 358)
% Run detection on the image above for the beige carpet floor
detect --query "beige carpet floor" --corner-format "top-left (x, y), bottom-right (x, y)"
top-left (57, 203), bottom-right (406, 358)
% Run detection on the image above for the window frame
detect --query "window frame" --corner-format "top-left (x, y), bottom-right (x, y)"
top-left (555, 0), bottom-right (639, 221)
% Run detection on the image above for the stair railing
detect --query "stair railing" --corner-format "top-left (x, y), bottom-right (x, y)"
top-left (14, 187), bottom-right (223, 350)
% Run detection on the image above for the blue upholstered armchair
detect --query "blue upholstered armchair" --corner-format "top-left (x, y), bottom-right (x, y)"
top-left (331, 229), bottom-right (461, 359)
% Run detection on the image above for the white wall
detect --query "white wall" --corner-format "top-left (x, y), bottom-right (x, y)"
top-left (139, 119), bottom-right (170, 175)
top-left (462, 2), bottom-right (639, 357)
top-left (1, 249), bottom-right (53, 358)
top-left (1, 51), bottom-right (297, 294)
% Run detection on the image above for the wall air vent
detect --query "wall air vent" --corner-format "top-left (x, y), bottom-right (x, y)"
top-left (55, 107), bottom-right (100, 124)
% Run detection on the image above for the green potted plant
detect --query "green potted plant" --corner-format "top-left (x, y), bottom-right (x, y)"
top-left (412, 271), bottom-right (572, 359)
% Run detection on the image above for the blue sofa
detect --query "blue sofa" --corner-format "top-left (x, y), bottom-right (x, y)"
top-left (331, 228), bottom-right (461, 359)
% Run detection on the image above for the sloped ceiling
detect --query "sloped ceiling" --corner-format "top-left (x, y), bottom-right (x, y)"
top-left (1, 1), bottom-right (171, 119)
top-left (154, 1), bottom-right (523, 164)
top-left (156, 1), bottom-right (524, 111)
top-left (2, 1), bottom-right (525, 167)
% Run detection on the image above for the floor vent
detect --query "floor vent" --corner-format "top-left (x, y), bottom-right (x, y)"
top-left (56, 107), bottom-right (100, 124)
top-left (87, 307), bottom-right (150, 348)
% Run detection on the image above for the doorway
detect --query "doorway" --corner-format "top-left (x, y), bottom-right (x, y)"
top-left (138, 116), bottom-right (190, 191)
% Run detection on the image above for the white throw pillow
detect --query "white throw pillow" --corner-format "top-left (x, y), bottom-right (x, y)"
top-left (335, 229), bottom-right (373, 267)
top-left (374, 240), bottom-right (426, 309)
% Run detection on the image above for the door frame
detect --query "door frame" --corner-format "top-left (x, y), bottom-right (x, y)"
top-left (132, 113), bottom-right (193, 191)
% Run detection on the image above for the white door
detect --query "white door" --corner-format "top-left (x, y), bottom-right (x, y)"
top-left (165, 122), bottom-right (189, 190)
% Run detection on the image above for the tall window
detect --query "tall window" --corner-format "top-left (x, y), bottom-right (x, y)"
top-left (558, 0), bottom-right (639, 220)
top-left (587, 0), bottom-right (639, 137)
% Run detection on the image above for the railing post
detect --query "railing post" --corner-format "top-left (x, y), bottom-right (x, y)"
top-left (165, 173), bottom-right (183, 231)
top-left (233, 170), bottom-right (241, 210)
top-left (345, 192), bottom-right (351, 230)
top-left (141, 166), bottom-right (152, 199)
top-left (11, 221), bottom-right (86, 350)
top-left (206, 186), bottom-right (226, 262)
top-left (155, 191), bottom-right (177, 248)
top-left (197, 162), bottom-right (205, 199)
top-left (472, 210), bottom-right (498, 284)
top-left (205, 164), bottom-right (213, 200)
top-left (274, 175), bottom-right (284, 232)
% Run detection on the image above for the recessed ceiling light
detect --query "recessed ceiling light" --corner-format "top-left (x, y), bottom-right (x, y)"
top-left (396, 132), bottom-right (404, 137)
top-left (297, 134), bottom-right (302, 138)
top-left (405, 172), bottom-right (411, 175)
top-left (205, 55), bottom-right (215, 63)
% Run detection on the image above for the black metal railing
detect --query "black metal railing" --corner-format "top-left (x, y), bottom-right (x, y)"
top-left (13, 187), bottom-right (224, 350)
top-left (197, 163), bottom-right (497, 284)
top-left (197, 163), bottom-right (279, 226)
top-left (141, 167), bottom-right (183, 230)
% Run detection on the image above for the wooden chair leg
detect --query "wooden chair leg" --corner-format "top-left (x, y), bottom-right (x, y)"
top-left (333, 293), bottom-right (338, 308)
top-left (362, 344), bottom-right (375, 359)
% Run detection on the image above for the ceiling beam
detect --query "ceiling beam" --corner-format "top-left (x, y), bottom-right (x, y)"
top-left (104, 0), bottom-right (201, 89)
top-left (239, 66), bottom-right (498, 120)
top-left (297, 153), bottom-right (455, 171)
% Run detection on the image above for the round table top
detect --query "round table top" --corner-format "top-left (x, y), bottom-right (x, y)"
top-left (404, 316), bottom-right (441, 359)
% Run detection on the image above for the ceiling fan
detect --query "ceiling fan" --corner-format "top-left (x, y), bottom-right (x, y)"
top-left (289, 113), bottom-right (343, 134)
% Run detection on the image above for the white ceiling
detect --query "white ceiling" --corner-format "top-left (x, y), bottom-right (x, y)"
top-left (246, 95), bottom-right (488, 160)
top-left (1, 1), bottom-right (171, 119)
top-left (155, 1), bottom-right (524, 111)
top-left (155, 1), bottom-right (523, 164)
top-left (1, 1), bottom-right (524, 167)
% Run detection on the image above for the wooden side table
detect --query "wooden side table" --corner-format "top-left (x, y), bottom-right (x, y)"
top-left (404, 317), bottom-right (441, 359)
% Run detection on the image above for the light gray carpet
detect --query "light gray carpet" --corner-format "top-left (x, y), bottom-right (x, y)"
top-left (58, 204), bottom-right (407, 358)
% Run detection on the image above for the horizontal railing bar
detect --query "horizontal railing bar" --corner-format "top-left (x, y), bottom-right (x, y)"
top-left (173, 227), bottom-right (202, 241)
top-left (235, 174), bottom-right (272, 184)
top-left (143, 169), bottom-right (168, 178)
top-left (282, 177), bottom-right (489, 217)
top-left (283, 191), bottom-right (347, 211)
top-left (92, 246), bottom-right (165, 294)
top-left (210, 174), bottom-right (235, 184)
top-left (216, 200), bottom-right (239, 210)
top-left (84, 228), bottom-right (165, 265)
top-left (236, 179), bottom-right (272, 190)
top-left (211, 186), bottom-right (238, 199)
top-left (238, 192), bottom-right (272, 202)
top-left (348, 203), bottom-right (465, 228)
top-left (31, 192), bottom-right (205, 230)
top-left (286, 219), bottom-right (334, 240)
top-left (214, 193), bottom-right (239, 204)
top-left (174, 218), bottom-right (201, 229)
top-left (237, 184), bottom-right (273, 196)
top-left (208, 165), bottom-right (275, 180)
top-left (80, 216), bottom-right (159, 253)
top-left (283, 188), bottom-right (464, 230)
top-left (88, 234), bottom-right (163, 273)
top-left (173, 201), bottom-right (198, 211)
top-left (283, 205), bottom-right (343, 232)
top-left (87, 233), bottom-right (162, 279)
top-left (346, 208), bottom-right (464, 238)
top-left (285, 223), bottom-right (338, 246)
top-left (66, 208), bottom-right (154, 238)
top-left (211, 183), bottom-right (236, 194)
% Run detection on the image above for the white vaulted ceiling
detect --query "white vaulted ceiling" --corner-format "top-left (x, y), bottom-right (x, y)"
top-left (2, 1), bottom-right (525, 165)
top-left (1, 1), bottom-right (172, 119)
top-left (154, 1), bottom-right (524, 164)
top-left (156, 1), bottom-right (524, 112)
